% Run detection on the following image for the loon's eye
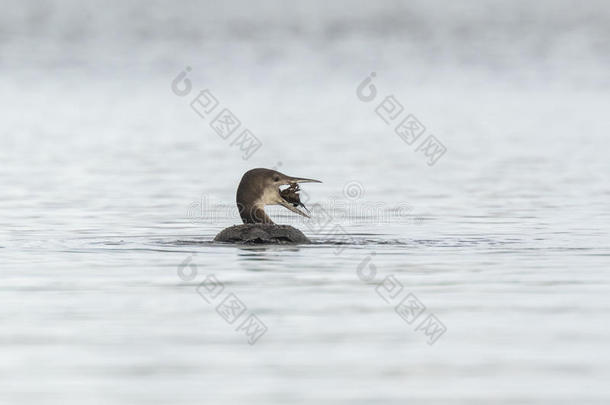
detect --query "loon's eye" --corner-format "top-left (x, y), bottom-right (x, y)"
top-left (273, 176), bottom-right (280, 182)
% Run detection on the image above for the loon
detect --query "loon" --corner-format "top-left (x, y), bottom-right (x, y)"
top-left (214, 168), bottom-right (321, 244)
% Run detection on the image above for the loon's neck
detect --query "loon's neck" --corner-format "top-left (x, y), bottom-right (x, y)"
top-left (236, 174), bottom-right (274, 224)
top-left (238, 202), bottom-right (274, 224)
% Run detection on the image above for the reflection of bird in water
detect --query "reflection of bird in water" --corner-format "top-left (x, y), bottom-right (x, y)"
top-left (214, 168), bottom-right (321, 244)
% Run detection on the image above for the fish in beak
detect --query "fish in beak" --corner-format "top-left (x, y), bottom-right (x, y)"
top-left (277, 176), bottom-right (321, 218)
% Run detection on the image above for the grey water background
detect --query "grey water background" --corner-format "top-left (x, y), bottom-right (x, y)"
top-left (1, 0), bottom-right (610, 403)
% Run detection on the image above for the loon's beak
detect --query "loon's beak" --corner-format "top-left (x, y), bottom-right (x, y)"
top-left (278, 199), bottom-right (310, 218)
top-left (284, 176), bottom-right (322, 184)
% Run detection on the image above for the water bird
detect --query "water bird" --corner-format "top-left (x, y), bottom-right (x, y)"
top-left (214, 168), bottom-right (321, 243)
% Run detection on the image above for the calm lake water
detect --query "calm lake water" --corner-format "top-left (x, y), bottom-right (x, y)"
top-left (1, 1), bottom-right (610, 404)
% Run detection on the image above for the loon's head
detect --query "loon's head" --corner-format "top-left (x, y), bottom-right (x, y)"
top-left (236, 168), bottom-right (321, 224)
